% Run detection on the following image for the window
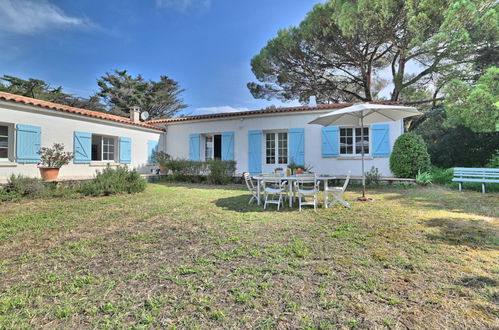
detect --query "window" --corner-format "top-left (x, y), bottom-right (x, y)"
top-left (91, 135), bottom-right (117, 162)
top-left (102, 137), bottom-right (115, 161)
top-left (0, 125), bottom-right (8, 160)
top-left (340, 127), bottom-right (369, 155)
top-left (203, 134), bottom-right (221, 161)
top-left (205, 136), bottom-right (213, 160)
top-left (266, 132), bottom-right (288, 164)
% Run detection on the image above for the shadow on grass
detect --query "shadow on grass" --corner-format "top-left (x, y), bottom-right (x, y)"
top-left (214, 194), bottom-right (267, 213)
top-left (459, 276), bottom-right (497, 288)
top-left (214, 194), bottom-right (313, 213)
top-left (382, 186), bottom-right (499, 218)
top-left (154, 181), bottom-right (247, 191)
top-left (458, 276), bottom-right (499, 305)
top-left (425, 217), bottom-right (499, 250)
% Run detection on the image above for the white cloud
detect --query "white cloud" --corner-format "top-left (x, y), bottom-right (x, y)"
top-left (195, 106), bottom-right (249, 114)
top-left (156, 0), bottom-right (212, 11)
top-left (0, 0), bottom-right (94, 35)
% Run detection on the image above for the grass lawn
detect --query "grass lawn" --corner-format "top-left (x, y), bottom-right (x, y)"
top-left (0, 183), bottom-right (498, 329)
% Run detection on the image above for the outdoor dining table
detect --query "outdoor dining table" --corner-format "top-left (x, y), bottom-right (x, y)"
top-left (252, 175), bottom-right (337, 207)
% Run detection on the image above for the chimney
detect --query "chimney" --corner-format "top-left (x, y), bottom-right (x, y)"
top-left (130, 106), bottom-right (141, 122)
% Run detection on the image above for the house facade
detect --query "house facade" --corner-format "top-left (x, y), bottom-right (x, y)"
top-left (0, 92), bottom-right (164, 183)
top-left (0, 91), bottom-right (405, 182)
top-left (152, 103), bottom-right (404, 177)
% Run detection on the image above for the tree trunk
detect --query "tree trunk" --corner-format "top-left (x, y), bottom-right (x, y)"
top-left (391, 50), bottom-right (406, 101)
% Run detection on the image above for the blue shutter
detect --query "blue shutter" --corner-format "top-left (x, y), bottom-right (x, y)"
top-left (188, 134), bottom-right (201, 161)
top-left (248, 130), bottom-right (262, 174)
top-left (148, 140), bottom-right (159, 164)
top-left (289, 128), bottom-right (304, 165)
top-left (16, 124), bottom-right (41, 163)
top-left (322, 126), bottom-right (339, 157)
top-left (221, 131), bottom-right (235, 161)
top-left (119, 137), bottom-right (132, 164)
top-left (372, 124), bottom-right (390, 157)
top-left (73, 131), bottom-right (92, 163)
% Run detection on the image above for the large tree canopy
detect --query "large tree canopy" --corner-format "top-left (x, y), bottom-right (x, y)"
top-left (0, 75), bottom-right (104, 111)
top-left (444, 67), bottom-right (499, 132)
top-left (248, 0), bottom-right (498, 104)
top-left (96, 70), bottom-right (187, 119)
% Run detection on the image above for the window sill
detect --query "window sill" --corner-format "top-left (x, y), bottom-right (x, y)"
top-left (337, 156), bottom-right (373, 160)
top-left (89, 162), bottom-right (120, 167)
top-left (0, 162), bottom-right (17, 167)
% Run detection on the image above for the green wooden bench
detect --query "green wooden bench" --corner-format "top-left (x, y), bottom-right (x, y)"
top-left (452, 167), bottom-right (499, 193)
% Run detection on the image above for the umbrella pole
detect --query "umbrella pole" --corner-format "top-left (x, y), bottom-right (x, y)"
top-left (361, 116), bottom-right (366, 198)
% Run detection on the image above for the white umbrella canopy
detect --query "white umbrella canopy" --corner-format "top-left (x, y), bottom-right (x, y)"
top-left (309, 103), bottom-right (421, 126)
top-left (308, 103), bottom-right (422, 201)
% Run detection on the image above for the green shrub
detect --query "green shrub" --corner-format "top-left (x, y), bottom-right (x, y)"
top-left (80, 166), bottom-right (147, 197)
top-left (163, 159), bottom-right (207, 181)
top-left (390, 133), bottom-right (431, 178)
top-left (0, 186), bottom-right (18, 201)
top-left (365, 166), bottom-right (381, 185)
top-left (486, 150), bottom-right (499, 168)
top-left (163, 159), bottom-right (236, 184)
top-left (431, 167), bottom-right (454, 185)
top-left (206, 160), bottom-right (236, 184)
top-left (5, 174), bottom-right (48, 199)
top-left (416, 171), bottom-right (433, 186)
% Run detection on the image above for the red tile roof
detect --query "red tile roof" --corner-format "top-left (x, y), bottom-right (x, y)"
top-left (0, 92), bottom-right (164, 131)
top-left (147, 101), bottom-right (403, 124)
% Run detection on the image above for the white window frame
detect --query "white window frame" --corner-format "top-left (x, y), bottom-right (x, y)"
top-left (339, 126), bottom-right (370, 156)
top-left (202, 133), bottom-right (223, 161)
top-left (102, 136), bottom-right (115, 161)
top-left (91, 134), bottom-right (118, 163)
top-left (265, 131), bottom-right (288, 165)
top-left (0, 123), bottom-right (14, 162)
top-left (204, 135), bottom-right (214, 161)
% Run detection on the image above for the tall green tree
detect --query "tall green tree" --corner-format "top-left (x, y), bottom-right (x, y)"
top-left (96, 70), bottom-right (187, 119)
top-left (444, 67), bottom-right (499, 132)
top-left (415, 106), bottom-right (499, 167)
top-left (248, 0), bottom-right (498, 104)
top-left (0, 75), bottom-right (105, 111)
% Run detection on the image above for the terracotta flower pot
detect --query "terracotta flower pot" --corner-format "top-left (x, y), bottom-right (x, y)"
top-left (39, 167), bottom-right (60, 181)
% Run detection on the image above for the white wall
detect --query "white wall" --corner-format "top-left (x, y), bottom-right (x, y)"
top-left (0, 102), bottom-right (163, 182)
top-left (164, 111), bottom-right (404, 177)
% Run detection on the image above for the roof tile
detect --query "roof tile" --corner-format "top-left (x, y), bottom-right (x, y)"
top-left (0, 92), bottom-right (164, 131)
top-left (147, 101), bottom-right (402, 124)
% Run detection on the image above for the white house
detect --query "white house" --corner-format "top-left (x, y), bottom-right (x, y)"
top-left (151, 102), bottom-right (404, 177)
top-left (0, 92), bottom-right (164, 183)
top-left (0, 91), bottom-right (405, 182)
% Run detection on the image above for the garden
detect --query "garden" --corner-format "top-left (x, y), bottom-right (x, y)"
top-left (0, 133), bottom-right (497, 328)
top-left (0, 140), bottom-right (498, 329)
top-left (0, 179), bottom-right (498, 328)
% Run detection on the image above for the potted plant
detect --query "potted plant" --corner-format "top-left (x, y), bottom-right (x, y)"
top-left (288, 161), bottom-right (313, 175)
top-left (152, 151), bottom-right (171, 174)
top-left (37, 143), bottom-right (74, 181)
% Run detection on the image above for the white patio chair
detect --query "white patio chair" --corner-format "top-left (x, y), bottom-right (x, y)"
top-left (262, 174), bottom-right (287, 211)
top-left (294, 174), bottom-right (320, 211)
top-left (243, 172), bottom-right (258, 205)
top-left (325, 171), bottom-right (351, 208)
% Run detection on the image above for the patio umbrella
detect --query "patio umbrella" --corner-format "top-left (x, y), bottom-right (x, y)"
top-left (309, 103), bottom-right (421, 200)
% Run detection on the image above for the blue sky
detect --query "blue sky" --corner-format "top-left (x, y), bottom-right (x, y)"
top-left (0, 0), bottom-right (323, 115)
